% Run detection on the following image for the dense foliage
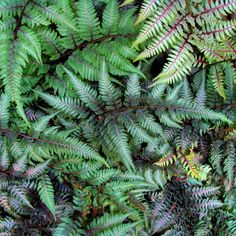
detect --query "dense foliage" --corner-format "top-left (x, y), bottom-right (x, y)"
top-left (0, 0), bottom-right (235, 235)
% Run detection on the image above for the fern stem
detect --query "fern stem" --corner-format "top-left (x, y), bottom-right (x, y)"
top-left (185, 0), bottom-right (192, 16)
top-left (214, 103), bottom-right (236, 110)
top-left (13, 0), bottom-right (31, 40)
top-left (49, 33), bottom-right (137, 65)
top-left (0, 128), bottom-right (76, 150)
top-left (188, 58), bottom-right (236, 80)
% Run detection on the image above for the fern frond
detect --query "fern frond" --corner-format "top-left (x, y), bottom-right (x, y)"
top-left (181, 79), bottom-right (193, 101)
top-left (135, 0), bottom-right (159, 25)
top-left (159, 100), bottom-right (231, 124)
top-left (211, 141), bottom-right (224, 175)
top-left (12, 155), bottom-right (27, 175)
top-left (89, 213), bottom-right (132, 235)
top-left (134, 14), bottom-right (189, 61)
top-left (223, 141), bottom-right (235, 190)
top-left (98, 222), bottom-right (138, 236)
top-left (98, 60), bottom-right (121, 109)
top-left (24, 160), bottom-right (50, 179)
top-left (153, 204), bottom-right (175, 233)
top-left (0, 217), bottom-right (15, 231)
top-left (0, 32), bottom-right (27, 120)
top-left (133, 0), bottom-right (185, 47)
top-left (32, 1), bottom-right (77, 32)
top-left (53, 218), bottom-right (83, 236)
top-left (0, 93), bottom-right (10, 128)
top-left (18, 27), bottom-right (42, 64)
top-left (106, 123), bottom-right (135, 172)
top-left (36, 91), bottom-right (85, 117)
top-left (210, 66), bottom-right (226, 100)
top-left (199, 19), bottom-right (236, 41)
top-left (32, 113), bottom-right (57, 135)
top-left (134, 0), bottom-right (236, 90)
top-left (155, 153), bottom-right (177, 167)
top-left (153, 38), bottom-right (195, 84)
top-left (224, 62), bottom-right (236, 102)
top-left (195, 0), bottom-right (236, 19)
top-left (192, 199), bottom-right (223, 212)
top-left (39, 130), bottom-right (108, 166)
top-left (38, 28), bottom-right (62, 60)
top-left (194, 69), bottom-right (207, 106)
top-left (124, 73), bottom-right (141, 106)
top-left (0, 16), bottom-right (16, 31)
top-left (63, 67), bottom-right (104, 114)
top-left (37, 174), bottom-right (55, 218)
top-left (0, 145), bottom-right (10, 171)
top-left (76, 0), bottom-right (101, 40)
top-left (189, 186), bottom-right (220, 198)
top-left (119, 168), bottom-right (166, 192)
top-left (0, 0), bottom-right (23, 17)
top-left (10, 186), bottom-right (33, 209)
top-left (180, 152), bottom-right (200, 179)
top-left (102, 0), bottom-right (119, 35)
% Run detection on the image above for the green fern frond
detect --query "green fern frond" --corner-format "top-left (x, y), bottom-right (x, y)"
top-left (194, 69), bottom-right (207, 106)
top-left (37, 174), bottom-right (55, 218)
top-left (153, 38), bottom-right (195, 84)
top-left (76, 0), bottom-right (101, 40)
top-left (223, 141), bottom-right (235, 190)
top-left (224, 62), bottom-right (236, 102)
top-left (98, 60), bottom-right (121, 108)
top-left (102, 0), bottom-right (119, 35)
top-left (0, 145), bottom-right (10, 171)
top-left (135, 0), bottom-right (159, 25)
top-left (133, 0), bottom-right (185, 47)
top-left (124, 73), bottom-right (141, 106)
top-left (0, 0), bottom-right (23, 17)
top-left (63, 66), bottom-right (104, 114)
top-left (39, 129), bottom-right (109, 166)
top-left (0, 31), bottom-right (28, 121)
top-left (32, 1), bottom-right (77, 32)
top-left (36, 91), bottom-right (85, 117)
top-left (0, 93), bottom-right (10, 128)
top-left (106, 123), bottom-right (135, 172)
top-left (89, 213), bottom-right (133, 235)
top-left (32, 113), bottom-right (57, 136)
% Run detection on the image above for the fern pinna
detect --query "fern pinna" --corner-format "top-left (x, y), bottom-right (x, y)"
top-left (0, 0), bottom-right (235, 235)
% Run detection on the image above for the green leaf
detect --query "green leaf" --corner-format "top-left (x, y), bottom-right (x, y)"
top-left (102, 0), bottom-right (119, 35)
top-left (37, 175), bottom-right (55, 218)
top-left (76, 0), bottom-right (101, 40)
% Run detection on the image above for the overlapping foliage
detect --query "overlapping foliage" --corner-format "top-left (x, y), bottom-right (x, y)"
top-left (133, 0), bottom-right (236, 90)
top-left (0, 0), bottom-right (235, 235)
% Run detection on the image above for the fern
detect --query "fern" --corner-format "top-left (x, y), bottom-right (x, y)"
top-left (0, 1), bottom-right (235, 235)
top-left (134, 0), bottom-right (236, 89)
top-left (37, 174), bottom-right (55, 218)
top-left (37, 65), bottom-right (231, 171)
top-left (152, 179), bottom-right (222, 235)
